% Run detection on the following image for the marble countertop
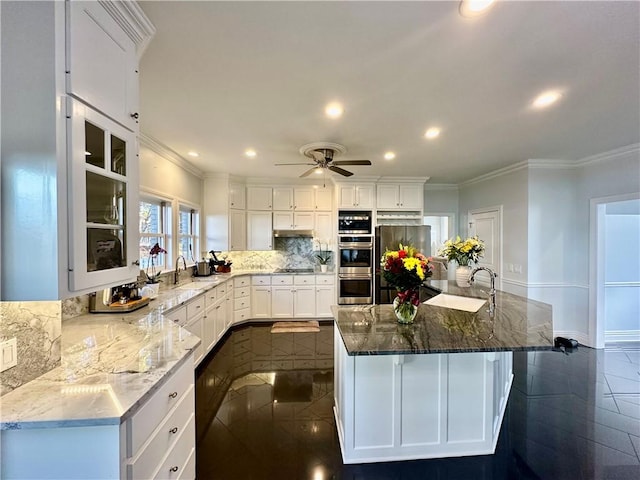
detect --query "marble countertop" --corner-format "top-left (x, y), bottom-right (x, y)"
top-left (0, 269), bottom-right (335, 430)
top-left (332, 280), bottom-right (554, 356)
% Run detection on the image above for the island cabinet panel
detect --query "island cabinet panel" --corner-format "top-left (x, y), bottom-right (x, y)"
top-left (333, 328), bottom-right (513, 464)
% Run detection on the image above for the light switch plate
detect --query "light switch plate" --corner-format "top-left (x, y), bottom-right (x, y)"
top-left (0, 337), bottom-right (18, 372)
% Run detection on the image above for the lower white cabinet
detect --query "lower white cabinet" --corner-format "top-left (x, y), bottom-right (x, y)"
top-left (271, 284), bottom-right (295, 318)
top-left (0, 356), bottom-right (196, 480)
top-left (251, 285), bottom-right (272, 318)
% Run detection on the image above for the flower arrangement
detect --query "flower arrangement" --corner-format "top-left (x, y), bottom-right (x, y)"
top-left (315, 241), bottom-right (332, 265)
top-left (438, 235), bottom-right (485, 266)
top-left (380, 244), bottom-right (433, 322)
top-left (145, 242), bottom-right (167, 284)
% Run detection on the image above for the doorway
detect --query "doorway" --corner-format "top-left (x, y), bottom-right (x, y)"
top-left (590, 193), bottom-right (640, 348)
top-left (468, 206), bottom-right (502, 289)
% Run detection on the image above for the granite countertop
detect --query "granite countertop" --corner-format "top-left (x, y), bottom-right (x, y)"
top-left (0, 269), bottom-right (335, 430)
top-left (332, 280), bottom-right (554, 356)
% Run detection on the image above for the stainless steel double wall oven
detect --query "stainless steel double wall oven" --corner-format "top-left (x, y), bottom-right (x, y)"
top-left (337, 211), bottom-right (373, 304)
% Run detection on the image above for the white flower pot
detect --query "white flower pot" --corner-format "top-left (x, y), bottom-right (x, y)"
top-left (320, 264), bottom-right (328, 273)
top-left (455, 266), bottom-right (472, 287)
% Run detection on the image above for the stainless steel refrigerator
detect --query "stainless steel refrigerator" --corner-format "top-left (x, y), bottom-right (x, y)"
top-left (374, 225), bottom-right (431, 304)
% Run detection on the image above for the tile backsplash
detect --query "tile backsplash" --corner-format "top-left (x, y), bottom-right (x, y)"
top-left (0, 301), bottom-right (62, 396)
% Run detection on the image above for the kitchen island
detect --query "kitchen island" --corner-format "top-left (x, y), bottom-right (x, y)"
top-left (332, 280), bottom-right (554, 464)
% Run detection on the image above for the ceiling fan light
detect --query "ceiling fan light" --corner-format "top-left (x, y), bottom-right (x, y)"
top-left (314, 168), bottom-right (323, 175)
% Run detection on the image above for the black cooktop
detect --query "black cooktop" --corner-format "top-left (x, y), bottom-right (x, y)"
top-left (274, 268), bottom-right (315, 273)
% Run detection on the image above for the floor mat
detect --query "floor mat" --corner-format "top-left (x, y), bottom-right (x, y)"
top-left (270, 321), bottom-right (320, 333)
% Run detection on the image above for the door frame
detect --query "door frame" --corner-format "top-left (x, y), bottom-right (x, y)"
top-left (589, 191), bottom-right (640, 348)
top-left (468, 205), bottom-right (503, 290)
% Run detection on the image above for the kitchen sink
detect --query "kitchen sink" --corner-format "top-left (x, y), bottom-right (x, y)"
top-left (176, 281), bottom-right (216, 290)
top-left (423, 294), bottom-right (486, 313)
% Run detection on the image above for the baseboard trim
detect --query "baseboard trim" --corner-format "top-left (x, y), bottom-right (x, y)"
top-left (605, 330), bottom-right (640, 344)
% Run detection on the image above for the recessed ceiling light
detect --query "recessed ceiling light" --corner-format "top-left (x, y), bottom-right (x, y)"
top-left (325, 102), bottom-right (344, 119)
top-left (532, 90), bottom-right (563, 109)
top-left (187, 151), bottom-right (199, 157)
top-left (459, 0), bottom-right (495, 17)
top-left (424, 127), bottom-right (441, 140)
top-left (384, 152), bottom-right (396, 160)
top-left (245, 149), bottom-right (257, 158)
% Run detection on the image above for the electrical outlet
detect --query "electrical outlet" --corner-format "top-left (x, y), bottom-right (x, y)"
top-left (507, 263), bottom-right (514, 273)
top-left (0, 338), bottom-right (18, 372)
top-left (514, 264), bottom-right (522, 274)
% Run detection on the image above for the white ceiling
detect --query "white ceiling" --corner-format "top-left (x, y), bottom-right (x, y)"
top-left (138, 1), bottom-right (640, 184)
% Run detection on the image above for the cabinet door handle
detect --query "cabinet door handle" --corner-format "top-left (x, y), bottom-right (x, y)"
top-left (169, 427), bottom-right (179, 434)
top-left (168, 391), bottom-right (178, 399)
top-left (169, 466), bottom-right (179, 473)
top-left (131, 260), bottom-right (140, 266)
top-left (130, 112), bottom-right (139, 119)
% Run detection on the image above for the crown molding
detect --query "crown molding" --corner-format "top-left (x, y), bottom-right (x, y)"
top-left (139, 133), bottom-right (203, 178)
top-left (377, 176), bottom-right (430, 184)
top-left (99, 1), bottom-right (156, 57)
top-left (424, 183), bottom-right (459, 191)
top-left (576, 143), bottom-right (640, 167)
top-left (460, 161), bottom-right (529, 187)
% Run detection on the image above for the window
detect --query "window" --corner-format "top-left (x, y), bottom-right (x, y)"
top-left (424, 215), bottom-right (452, 256)
top-left (178, 204), bottom-right (199, 263)
top-left (139, 197), bottom-right (172, 270)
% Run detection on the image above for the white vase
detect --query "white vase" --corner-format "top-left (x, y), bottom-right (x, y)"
top-left (320, 264), bottom-right (328, 273)
top-left (142, 282), bottom-right (160, 299)
top-left (455, 265), bottom-right (472, 287)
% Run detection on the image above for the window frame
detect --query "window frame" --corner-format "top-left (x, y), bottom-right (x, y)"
top-left (177, 202), bottom-right (200, 265)
top-left (139, 192), bottom-right (173, 272)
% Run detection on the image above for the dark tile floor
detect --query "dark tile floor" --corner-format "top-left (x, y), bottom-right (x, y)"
top-left (195, 323), bottom-right (640, 479)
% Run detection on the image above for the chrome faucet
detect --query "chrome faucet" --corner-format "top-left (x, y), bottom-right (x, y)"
top-left (174, 255), bottom-right (188, 284)
top-left (469, 266), bottom-right (497, 316)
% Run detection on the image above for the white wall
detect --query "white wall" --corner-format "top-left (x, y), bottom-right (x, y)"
top-left (423, 185), bottom-right (458, 217)
top-left (139, 145), bottom-right (202, 205)
top-left (458, 166), bottom-right (529, 296)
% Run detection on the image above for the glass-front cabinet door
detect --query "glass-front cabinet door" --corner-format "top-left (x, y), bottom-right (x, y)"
top-left (68, 99), bottom-right (139, 292)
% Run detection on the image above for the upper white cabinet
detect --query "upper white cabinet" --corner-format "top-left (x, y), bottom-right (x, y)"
top-left (67, 99), bottom-right (140, 291)
top-left (337, 183), bottom-right (375, 209)
top-left (376, 183), bottom-right (423, 210)
top-left (314, 188), bottom-right (333, 210)
top-left (247, 187), bottom-right (273, 210)
top-left (273, 212), bottom-right (314, 230)
top-left (247, 211), bottom-right (273, 250)
top-left (229, 210), bottom-right (246, 251)
top-left (273, 187), bottom-right (315, 210)
top-left (229, 183), bottom-right (246, 210)
top-left (67, 1), bottom-right (146, 132)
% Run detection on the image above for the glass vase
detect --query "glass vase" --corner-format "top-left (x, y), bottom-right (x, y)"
top-left (393, 294), bottom-right (419, 324)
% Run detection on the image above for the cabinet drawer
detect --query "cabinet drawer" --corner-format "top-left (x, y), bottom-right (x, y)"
top-left (153, 414), bottom-right (195, 480)
top-left (204, 288), bottom-right (217, 308)
top-left (186, 296), bottom-right (205, 318)
top-left (234, 307), bottom-right (251, 324)
top-left (234, 297), bottom-right (250, 311)
top-left (216, 283), bottom-right (227, 297)
top-left (315, 275), bottom-right (335, 285)
top-left (165, 306), bottom-right (187, 326)
top-left (234, 276), bottom-right (250, 288)
top-left (272, 275), bottom-right (293, 285)
top-left (235, 286), bottom-right (250, 298)
top-left (128, 386), bottom-right (194, 480)
top-left (294, 275), bottom-right (314, 286)
top-left (251, 275), bottom-right (271, 286)
top-left (226, 279), bottom-right (234, 290)
top-left (128, 357), bottom-right (194, 456)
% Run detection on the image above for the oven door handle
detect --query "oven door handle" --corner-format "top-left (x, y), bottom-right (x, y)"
top-left (338, 274), bottom-right (372, 279)
top-left (338, 242), bottom-right (373, 248)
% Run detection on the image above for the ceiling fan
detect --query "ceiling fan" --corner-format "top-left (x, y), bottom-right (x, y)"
top-left (275, 142), bottom-right (371, 177)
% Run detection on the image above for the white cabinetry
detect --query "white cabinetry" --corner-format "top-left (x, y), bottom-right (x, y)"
top-left (247, 211), bottom-right (273, 250)
top-left (234, 276), bottom-right (251, 324)
top-left (337, 184), bottom-right (375, 209)
top-left (247, 187), bottom-right (273, 210)
top-left (67, 99), bottom-right (140, 291)
top-left (273, 211), bottom-right (314, 230)
top-left (229, 183), bottom-right (246, 210)
top-left (67, 0), bottom-right (141, 131)
top-left (229, 210), bottom-right (247, 251)
top-left (251, 275), bottom-right (272, 319)
top-left (272, 187), bottom-right (314, 211)
top-left (376, 183), bottom-right (423, 210)
top-left (314, 211), bottom-right (333, 242)
top-left (314, 188), bottom-right (333, 210)
top-left (315, 275), bottom-right (336, 318)
top-left (182, 297), bottom-right (205, 366)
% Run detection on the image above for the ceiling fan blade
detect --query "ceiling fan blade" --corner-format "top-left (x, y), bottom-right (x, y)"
top-left (328, 165), bottom-right (354, 177)
top-left (332, 160), bottom-right (371, 166)
top-left (300, 167), bottom-right (321, 178)
top-left (275, 162), bottom-right (316, 166)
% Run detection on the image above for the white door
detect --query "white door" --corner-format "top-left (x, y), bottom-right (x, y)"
top-left (468, 207), bottom-right (501, 288)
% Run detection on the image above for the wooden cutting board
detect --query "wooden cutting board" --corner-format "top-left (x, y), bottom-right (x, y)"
top-left (108, 297), bottom-right (150, 311)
